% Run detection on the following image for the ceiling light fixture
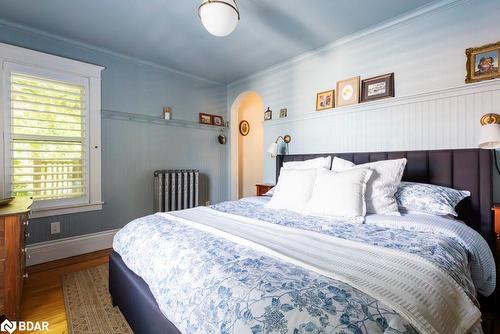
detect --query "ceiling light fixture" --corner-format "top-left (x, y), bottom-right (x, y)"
top-left (198, 0), bottom-right (240, 37)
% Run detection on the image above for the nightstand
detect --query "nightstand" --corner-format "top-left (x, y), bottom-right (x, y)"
top-left (256, 183), bottom-right (274, 196)
top-left (493, 205), bottom-right (500, 241)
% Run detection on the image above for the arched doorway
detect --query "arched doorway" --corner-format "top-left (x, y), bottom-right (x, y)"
top-left (230, 92), bottom-right (264, 199)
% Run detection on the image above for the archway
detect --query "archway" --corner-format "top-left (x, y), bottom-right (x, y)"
top-left (230, 92), bottom-right (264, 199)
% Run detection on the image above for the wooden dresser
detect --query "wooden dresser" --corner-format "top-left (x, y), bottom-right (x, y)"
top-left (0, 197), bottom-right (32, 320)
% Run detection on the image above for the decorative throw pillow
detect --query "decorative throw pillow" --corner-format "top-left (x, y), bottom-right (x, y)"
top-left (331, 157), bottom-right (407, 214)
top-left (396, 182), bottom-right (470, 216)
top-left (303, 168), bottom-right (373, 219)
top-left (265, 168), bottom-right (319, 213)
top-left (283, 156), bottom-right (331, 170)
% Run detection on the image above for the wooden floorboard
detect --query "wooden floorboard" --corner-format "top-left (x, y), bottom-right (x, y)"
top-left (19, 249), bottom-right (111, 334)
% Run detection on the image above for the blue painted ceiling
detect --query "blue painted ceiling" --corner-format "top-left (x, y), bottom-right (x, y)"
top-left (0, 0), bottom-right (435, 83)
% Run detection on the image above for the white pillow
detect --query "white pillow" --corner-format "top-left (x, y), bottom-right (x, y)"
top-left (303, 168), bottom-right (373, 219)
top-left (265, 168), bottom-right (318, 213)
top-left (331, 157), bottom-right (407, 214)
top-left (283, 156), bottom-right (331, 170)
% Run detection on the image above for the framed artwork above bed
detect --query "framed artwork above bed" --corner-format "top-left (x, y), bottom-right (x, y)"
top-left (465, 41), bottom-right (500, 83)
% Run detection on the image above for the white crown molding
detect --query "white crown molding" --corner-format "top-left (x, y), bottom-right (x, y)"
top-left (26, 229), bottom-right (119, 266)
top-left (0, 19), bottom-right (224, 86)
top-left (228, 0), bottom-right (470, 88)
top-left (262, 79), bottom-right (500, 127)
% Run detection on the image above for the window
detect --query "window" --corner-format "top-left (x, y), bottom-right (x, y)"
top-left (1, 43), bottom-right (103, 217)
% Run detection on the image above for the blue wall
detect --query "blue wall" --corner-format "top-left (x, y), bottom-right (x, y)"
top-left (0, 23), bottom-right (229, 244)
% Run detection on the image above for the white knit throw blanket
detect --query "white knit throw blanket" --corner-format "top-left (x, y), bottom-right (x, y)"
top-left (161, 207), bottom-right (480, 334)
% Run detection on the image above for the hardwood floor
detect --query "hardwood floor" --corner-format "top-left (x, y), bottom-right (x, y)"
top-left (19, 249), bottom-right (112, 334)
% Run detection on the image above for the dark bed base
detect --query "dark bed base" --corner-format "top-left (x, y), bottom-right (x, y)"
top-left (109, 251), bottom-right (181, 334)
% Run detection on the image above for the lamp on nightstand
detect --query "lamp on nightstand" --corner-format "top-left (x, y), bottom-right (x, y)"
top-left (478, 113), bottom-right (500, 174)
top-left (267, 135), bottom-right (291, 157)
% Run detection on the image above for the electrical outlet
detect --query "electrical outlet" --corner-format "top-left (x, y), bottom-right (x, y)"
top-left (205, 201), bottom-right (211, 206)
top-left (50, 221), bottom-right (60, 234)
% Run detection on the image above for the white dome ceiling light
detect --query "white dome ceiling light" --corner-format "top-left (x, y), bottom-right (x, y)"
top-left (198, 0), bottom-right (240, 37)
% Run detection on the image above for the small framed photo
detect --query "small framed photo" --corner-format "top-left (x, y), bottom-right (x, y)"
top-left (199, 113), bottom-right (212, 125)
top-left (212, 115), bottom-right (224, 126)
top-left (361, 73), bottom-right (394, 102)
top-left (264, 107), bottom-right (272, 121)
top-left (316, 90), bottom-right (335, 111)
top-left (336, 76), bottom-right (360, 107)
top-left (279, 108), bottom-right (288, 118)
top-left (465, 41), bottom-right (500, 83)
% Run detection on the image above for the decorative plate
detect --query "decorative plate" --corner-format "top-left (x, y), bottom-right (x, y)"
top-left (239, 120), bottom-right (250, 136)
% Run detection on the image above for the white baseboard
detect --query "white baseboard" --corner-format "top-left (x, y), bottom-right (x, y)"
top-left (26, 229), bottom-right (119, 266)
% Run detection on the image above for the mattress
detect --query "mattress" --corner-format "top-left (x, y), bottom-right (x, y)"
top-left (112, 197), bottom-right (495, 334)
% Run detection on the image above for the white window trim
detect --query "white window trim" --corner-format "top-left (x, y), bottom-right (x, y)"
top-left (0, 42), bottom-right (104, 218)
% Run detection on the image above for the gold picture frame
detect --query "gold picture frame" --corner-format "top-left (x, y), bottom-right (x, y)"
top-left (336, 76), bottom-right (360, 107)
top-left (465, 41), bottom-right (500, 84)
top-left (316, 90), bottom-right (335, 111)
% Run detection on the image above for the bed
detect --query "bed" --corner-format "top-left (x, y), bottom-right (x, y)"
top-left (109, 148), bottom-right (496, 334)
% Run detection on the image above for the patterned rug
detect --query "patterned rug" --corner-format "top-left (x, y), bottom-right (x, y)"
top-left (62, 265), bottom-right (132, 334)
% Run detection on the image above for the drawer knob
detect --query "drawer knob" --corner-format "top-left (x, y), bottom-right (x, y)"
top-left (25, 232), bottom-right (30, 239)
top-left (23, 220), bottom-right (29, 227)
top-left (23, 273), bottom-right (29, 279)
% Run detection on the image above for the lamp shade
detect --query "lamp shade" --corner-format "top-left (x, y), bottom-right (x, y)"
top-left (199, 0), bottom-right (239, 37)
top-left (267, 142), bottom-right (278, 157)
top-left (479, 123), bottom-right (500, 149)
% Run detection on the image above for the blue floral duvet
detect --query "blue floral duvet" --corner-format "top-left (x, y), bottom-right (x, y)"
top-left (113, 197), bottom-right (494, 334)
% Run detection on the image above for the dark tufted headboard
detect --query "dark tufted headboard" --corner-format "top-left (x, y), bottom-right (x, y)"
top-left (276, 149), bottom-right (494, 248)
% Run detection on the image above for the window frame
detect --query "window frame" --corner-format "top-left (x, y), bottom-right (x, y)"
top-left (0, 43), bottom-right (104, 218)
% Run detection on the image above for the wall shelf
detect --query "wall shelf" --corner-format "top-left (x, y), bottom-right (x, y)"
top-left (101, 109), bottom-right (228, 131)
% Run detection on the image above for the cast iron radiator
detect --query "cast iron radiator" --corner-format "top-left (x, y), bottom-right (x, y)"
top-left (154, 169), bottom-right (199, 212)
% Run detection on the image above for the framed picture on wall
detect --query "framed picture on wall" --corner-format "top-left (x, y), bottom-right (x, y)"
top-left (316, 90), bottom-right (335, 111)
top-left (212, 115), bottom-right (224, 126)
top-left (336, 76), bottom-right (360, 107)
top-left (199, 113), bottom-right (212, 125)
top-left (264, 107), bottom-right (272, 120)
top-left (465, 41), bottom-right (500, 83)
top-left (361, 73), bottom-right (394, 102)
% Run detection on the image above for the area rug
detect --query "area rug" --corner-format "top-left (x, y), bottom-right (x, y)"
top-left (62, 265), bottom-right (132, 334)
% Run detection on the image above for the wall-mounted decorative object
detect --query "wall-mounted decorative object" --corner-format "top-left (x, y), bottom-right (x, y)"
top-left (212, 115), bottom-right (224, 126)
top-left (279, 108), bottom-right (288, 118)
top-left (316, 90), bottom-right (335, 111)
top-left (336, 76), bottom-right (360, 107)
top-left (218, 128), bottom-right (227, 145)
top-left (361, 73), bottom-right (394, 102)
top-left (163, 106), bottom-right (172, 120)
top-left (199, 112), bottom-right (212, 125)
top-left (264, 107), bottom-right (272, 121)
top-left (465, 41), bottom-right (500, 83)
top-left (239, 120), bottom-right (250, 136)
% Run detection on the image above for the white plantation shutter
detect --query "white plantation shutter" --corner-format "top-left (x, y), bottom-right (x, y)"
top-left (9, 72), bottom-right (87, 201)
top-left (1, 44), bottom-right (102, 218)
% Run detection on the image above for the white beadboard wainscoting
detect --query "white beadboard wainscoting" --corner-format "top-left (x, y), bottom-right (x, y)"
top-left (261, 80), bottom-right (500, 187)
